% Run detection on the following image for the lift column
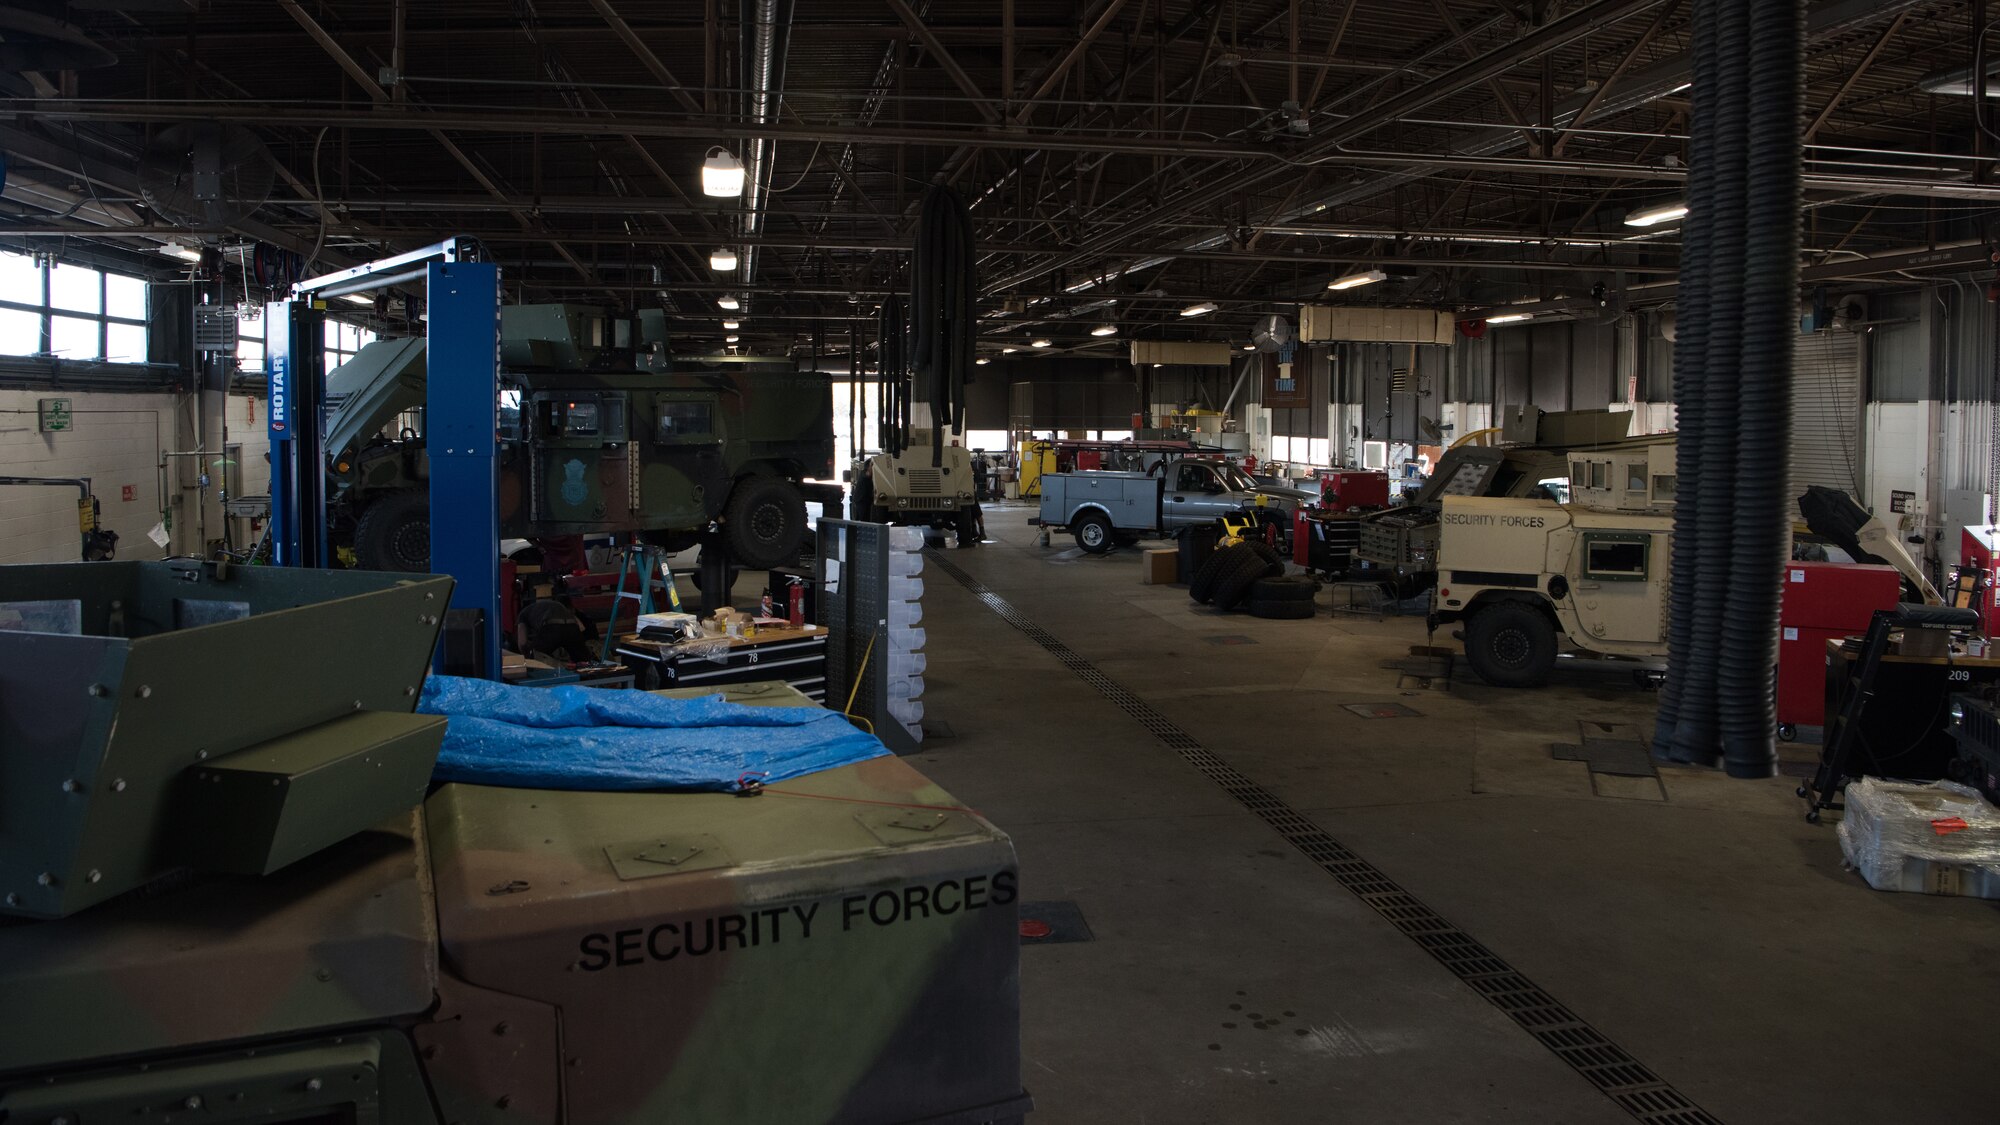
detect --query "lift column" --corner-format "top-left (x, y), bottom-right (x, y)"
top-left (425, 260), bottom-right (502, 680)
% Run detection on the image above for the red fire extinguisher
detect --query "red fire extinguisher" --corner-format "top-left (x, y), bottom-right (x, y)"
top-left (787, 582), bottom-right (806, 627)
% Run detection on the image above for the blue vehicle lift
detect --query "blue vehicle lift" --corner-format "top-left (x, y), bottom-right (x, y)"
top-left (267, 237), bottom-right (502, 679)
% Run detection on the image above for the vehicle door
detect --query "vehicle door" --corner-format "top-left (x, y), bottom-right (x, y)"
top-left (528, 391), bottom-right (632, 529)
top-left (1564, 529), bottom-right (1667, 645)
top-left (642, 391), bottom-right (729, 526)
top-left (1164, 462), bottom-right (1230, 530)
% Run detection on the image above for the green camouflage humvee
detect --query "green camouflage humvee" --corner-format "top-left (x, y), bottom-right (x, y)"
top-left (326, 304), bottom-right (841, 572)
top-left (0, 559), bottom-right (1029, 1124)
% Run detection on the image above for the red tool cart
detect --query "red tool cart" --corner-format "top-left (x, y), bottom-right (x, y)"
top-left (1777, 560), bottom-right (1901, 739)
top-left (1960, 525), bottom-right (2000, 636)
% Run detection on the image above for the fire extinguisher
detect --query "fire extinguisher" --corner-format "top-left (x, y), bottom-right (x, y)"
top-left (787, 581), bottom-right (806, 627)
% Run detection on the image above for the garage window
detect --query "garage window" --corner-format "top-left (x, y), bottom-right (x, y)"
top-left (1582, 533), bottom-right (1650, 582)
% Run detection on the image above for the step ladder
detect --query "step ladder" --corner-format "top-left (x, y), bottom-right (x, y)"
top-left (600, 541), bottom-right (683, 661)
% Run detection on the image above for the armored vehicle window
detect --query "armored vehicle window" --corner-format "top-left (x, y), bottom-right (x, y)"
top-left (1652, 474), bottom-right (1676, 501)
top-left (1589, 461), bottom-right (1609, 489)
top-left (540, 399), bottom-right (599, 437)
top-left (657, 399), bottom-right (715, 442)
top-left (1583, 534), bottom-right (1650, 581)
top-left (1626, 465), bottom-right (1648, 493)
top-left (498, 389), bottom-right (522, 437)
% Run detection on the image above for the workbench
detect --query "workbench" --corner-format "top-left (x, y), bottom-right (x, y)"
top-left (615, 622), bottom-right (829, 701)
top-left (1821, 639), bottom-right (2000, 782)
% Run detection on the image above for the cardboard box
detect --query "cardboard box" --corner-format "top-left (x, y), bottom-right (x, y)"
top-left (1141, 548), bottom-right (1178, 585)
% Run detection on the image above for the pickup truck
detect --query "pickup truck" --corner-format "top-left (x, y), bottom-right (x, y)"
top-left (1036, 458), bottom-right (1295, 553)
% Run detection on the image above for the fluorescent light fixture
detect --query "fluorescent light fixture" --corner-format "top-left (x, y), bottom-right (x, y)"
top-left (1002, 346), bottom-right (1018, 354)
top-left (725, 335), bottom-right (739, 343)
top-left (1031, 338), bottom-right (1052, 348)
top-left (1090, 324), bottom-right (1117, 337)
top-left (717, 295), bottom-right (741, 310)
top-left (157, 241), bottom-right (201, 263)
top-left (975, 357), bottom-right (991, 365)
top-left (701, 147), bottom-right (745, 197)
top-left (1327, 269), bottom-right (1387, 291)
top-left (1623, 202), bottom-right (1688, 227)
top-left (340, 293), bottom-right (373, 306)
top-left (722, 319), bottom-right (740, 330)
top-left (710, 247), bottom-right (738, 271)
top-left (1485, 312), bottom-right (1534, 325)
top-left (1179, 302), bottom-right (1216, 317)
top-left (1243, 343), bottom-right (1257, 350)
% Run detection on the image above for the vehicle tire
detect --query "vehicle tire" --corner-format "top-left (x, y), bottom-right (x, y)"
top-left (725, 476), bottom-right (807, 569)
top-left (1189, 543), bottom-right (1243, 603)
top-left (1243, 539), bottom-right (1283, 567)
top-left (1464, 600), bottom-right (1558, 688)
top-left (955, 504), bottom-right (985, 548)
top-left (353, 489), bottom-right (430, 572)
top-left (1213, 551), bottom-right (1282, 612)
top-left (849, 474), bottom-right (876, 523)
top-left (1073, 511), bottom-right (1114, 554)
top-left (1249, 597), bottom-right (1315, 620)
top-left (1248, 575), bottom-right (1317, 603)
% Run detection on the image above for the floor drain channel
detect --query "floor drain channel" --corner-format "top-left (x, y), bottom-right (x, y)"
top-left (926, 551), bottom-right (1720, 1125)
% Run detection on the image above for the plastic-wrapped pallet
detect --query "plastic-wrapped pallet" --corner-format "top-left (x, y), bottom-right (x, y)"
top-left (887, 525), bottom-right (926, 743)
top-left (1837, 777), bottom-right (2000, 898)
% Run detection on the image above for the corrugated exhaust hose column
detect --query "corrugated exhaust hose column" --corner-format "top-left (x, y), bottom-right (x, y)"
top-left (909, 184), bottom-right (977, 467)
top-left (1655, 0), bottom-right (1802, 778)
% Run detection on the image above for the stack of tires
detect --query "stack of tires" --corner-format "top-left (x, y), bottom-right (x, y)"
top-left (1188, 541), bottom-right (1318, 619)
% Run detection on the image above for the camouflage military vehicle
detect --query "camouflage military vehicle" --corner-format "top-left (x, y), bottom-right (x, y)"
top-left (0, 559), bottom-right (1029, 1124)
top-left (327, 304), bottom-right (841, 573)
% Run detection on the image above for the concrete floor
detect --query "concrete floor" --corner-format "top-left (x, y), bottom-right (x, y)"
top-left (901, 503), bottom-right (2000, 1125)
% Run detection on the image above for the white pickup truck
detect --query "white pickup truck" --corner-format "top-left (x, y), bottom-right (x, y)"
top-left (1035, 458), bottom-right (1295, 553)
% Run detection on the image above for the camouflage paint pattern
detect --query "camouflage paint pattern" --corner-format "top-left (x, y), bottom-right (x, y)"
top-left (324, 304), bottom-right (839, 541)
top-left (3, 679), bottom-right (1027, 1125)
top-left (423, 752), bottom-right (1025, 1124)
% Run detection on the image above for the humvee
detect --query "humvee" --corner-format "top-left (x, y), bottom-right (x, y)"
top-left (849, 442), bottom-right (985, 543)
top-left (326, 304), bottom-right (840, 572)
top-left (1432, 444), bottom-right (1676, 686)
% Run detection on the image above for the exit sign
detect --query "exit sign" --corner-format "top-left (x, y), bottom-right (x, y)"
top-left (37, 398), bottom-right (71, 432)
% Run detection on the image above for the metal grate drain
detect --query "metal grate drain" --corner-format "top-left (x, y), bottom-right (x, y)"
top-left (927, 551), bottom-right (1720, 1125)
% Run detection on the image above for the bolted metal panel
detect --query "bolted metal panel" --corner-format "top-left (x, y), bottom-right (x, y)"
top-left (0, 560), bottom-right (452, 920)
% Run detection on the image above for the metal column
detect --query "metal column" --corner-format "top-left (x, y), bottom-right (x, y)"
top-left (425, 261), bottom-right (502, 680)
top-left (266, 299), bottom-right (329, 567)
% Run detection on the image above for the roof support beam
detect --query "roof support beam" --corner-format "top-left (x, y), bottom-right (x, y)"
top-left (884, 0), bottom-right (1003, 124)
top-left (583, 0), bottom-right (707, 116)
top-left (1012, 0), bottom-right (1134, 125)
top-left (1805, 11), bottom-right (1910, 142)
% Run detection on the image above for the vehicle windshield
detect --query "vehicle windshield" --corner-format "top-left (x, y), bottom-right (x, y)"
top-left (1220, 466), bottom-right (1260, 491)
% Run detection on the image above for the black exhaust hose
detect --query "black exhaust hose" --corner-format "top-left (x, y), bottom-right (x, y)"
top-left (1653, 0), bottom-right (1718, 759)
top-left (1662, 0), bottom-right (1752, 767)
top-left (1716, 0), bottom-right (1803, 778)
top-left (1679, 0), bottom-right (1753, 767)
top-left (909, 185), bottom-right (977, 467)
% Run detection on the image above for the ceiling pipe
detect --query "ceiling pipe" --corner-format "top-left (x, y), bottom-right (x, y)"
top-left (738, 0), bottom-right (794, 291)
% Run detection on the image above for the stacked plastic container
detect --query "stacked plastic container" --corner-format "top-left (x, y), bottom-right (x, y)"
top-left (886, 525), bottom-right (928, 743)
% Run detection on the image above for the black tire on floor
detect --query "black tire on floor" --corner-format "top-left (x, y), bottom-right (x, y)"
top-left (1249, 575), bottom-right (1318, 602)
top-left (1249, 597), bottom-right (1315, 620)
top-left (1212, 551), bottom-right (1281, 612)
top-left (955, 504), bottom-right (985, 547)
top-left (1189, 542), bottom-right (1244, 603)
top-left (1463, 600), bottom-right (1559, 688)
top-left (725, 476), bottom-right (807, 569)
top-left (1243, 539), bottom-right (1282, 566)
top-left (353, 489), bottom-right (430, 572)
top-left (1073, 510), bottom-right (1115, 553)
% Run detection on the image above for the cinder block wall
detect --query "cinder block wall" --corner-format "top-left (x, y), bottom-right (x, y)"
top-left (0, 389), bottom-right (270, 564)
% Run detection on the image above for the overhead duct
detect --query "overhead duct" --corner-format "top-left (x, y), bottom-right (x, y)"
top-left (737, 0), bottom-right (794, 291)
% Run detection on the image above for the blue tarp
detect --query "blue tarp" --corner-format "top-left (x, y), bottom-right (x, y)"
top-left (418, 675), bottom-right (890, 792)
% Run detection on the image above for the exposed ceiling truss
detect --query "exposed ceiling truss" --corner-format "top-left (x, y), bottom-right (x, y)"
top-left (0, 0), bottom-right (1989, 355)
